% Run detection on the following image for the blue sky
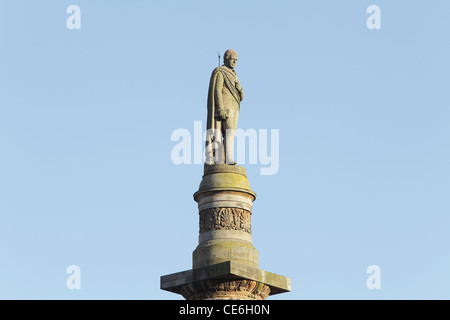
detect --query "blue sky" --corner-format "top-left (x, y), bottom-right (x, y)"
top-left (0, 0), bottom-right (449, 299)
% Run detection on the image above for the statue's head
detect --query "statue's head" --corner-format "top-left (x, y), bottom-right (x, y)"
top-left (223, 49), bottom-right (238, 69)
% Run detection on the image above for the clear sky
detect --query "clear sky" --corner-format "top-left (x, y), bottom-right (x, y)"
top-left (0, 0), bottom-right (449, 299)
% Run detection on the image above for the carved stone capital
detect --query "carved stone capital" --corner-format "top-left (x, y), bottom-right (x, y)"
top-left (180, 279), bottom-right (270, 300)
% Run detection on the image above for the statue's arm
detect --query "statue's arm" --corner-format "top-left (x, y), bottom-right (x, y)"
top-left (214, 71), bottom-right (224, 112)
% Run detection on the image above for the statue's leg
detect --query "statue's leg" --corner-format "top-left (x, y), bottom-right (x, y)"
top-left (204, 130), bottom-right (215, 165)
top-left (214, 120), bottom-right (225, 164)
top-left (224, 110), bottom-right (238, 165)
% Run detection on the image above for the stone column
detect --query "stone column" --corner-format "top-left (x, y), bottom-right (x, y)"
top-left (161, 165), bottom-right (291, 300)
top-left (193, 165), bottom-right (258, 271)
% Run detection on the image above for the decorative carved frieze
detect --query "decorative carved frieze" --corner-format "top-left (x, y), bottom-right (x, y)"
top-left (199, 207), bottom-right (251, 234)
top-left (180, 279), bottom-right (270, 300)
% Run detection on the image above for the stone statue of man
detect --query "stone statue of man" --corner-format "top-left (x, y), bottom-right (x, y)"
top-left (205, 49), bottom-right (244, 165)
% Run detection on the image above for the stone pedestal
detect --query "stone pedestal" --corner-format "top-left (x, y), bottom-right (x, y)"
top-left (160, 164), bottom-right (291, 300)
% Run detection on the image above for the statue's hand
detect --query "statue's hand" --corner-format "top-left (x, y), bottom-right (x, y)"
top-left (219, 110), bottom-right (228, 120)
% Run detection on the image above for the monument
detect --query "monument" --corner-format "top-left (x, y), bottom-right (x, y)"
top-left (160, 50), bottom-right (291, 300)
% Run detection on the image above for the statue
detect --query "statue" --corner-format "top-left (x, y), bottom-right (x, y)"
top-left (205, 49), bottom-right (244, 165)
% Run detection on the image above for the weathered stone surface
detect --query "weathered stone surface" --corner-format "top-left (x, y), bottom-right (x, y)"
top-left (193, 238), bottom-right (259, 269)
top-left (196, 191), bottom-right (254, 212)
top-left (194, 164), bottom-right (256, 201)
top-left (160, 261), bottom-right (291, 300)
top-left (199, 229), bottom-right (252, 244)
top-left (160, 164), bottom-right (291, 299)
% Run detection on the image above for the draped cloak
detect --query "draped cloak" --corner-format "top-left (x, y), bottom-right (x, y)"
top-left (206, 66), bottom-right (242, 145)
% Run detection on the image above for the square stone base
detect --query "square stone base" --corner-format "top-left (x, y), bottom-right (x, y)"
top-left (160, 261), bottom-right (291, 300)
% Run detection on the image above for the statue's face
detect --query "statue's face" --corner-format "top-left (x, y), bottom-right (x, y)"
top-left (225, 54), bottom-right (238, 69)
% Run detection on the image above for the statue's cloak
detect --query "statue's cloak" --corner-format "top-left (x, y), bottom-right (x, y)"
top-left (206, 66), bottom-right (240, 138)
